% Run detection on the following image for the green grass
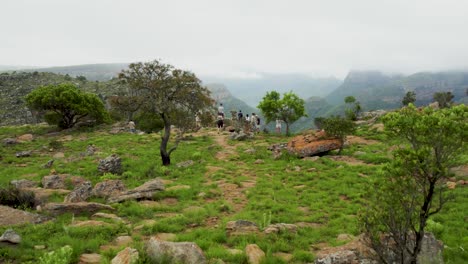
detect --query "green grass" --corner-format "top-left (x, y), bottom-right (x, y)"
top-left (0, 124), bottom-right (466, 263)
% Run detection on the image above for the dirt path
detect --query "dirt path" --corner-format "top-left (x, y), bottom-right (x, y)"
top-left (204, 131), bottom-right (257, 215)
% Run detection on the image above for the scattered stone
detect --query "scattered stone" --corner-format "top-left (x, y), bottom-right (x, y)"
top-left (354, 151), bottom-right (366, 156)
top-left (273, 252), bottom-right (293, 262)
top-left (314, 233), bottom-right (444, 264)
top-left (303, 156), bottom-right (320, 162)
top-left (226, 220), bottom-right (260, 236)
top-left (253, 159), bottom-right (264, 164)
top-left (53, 152), bottom-right (65, 159)
top-left (146, 238), bottom-right (207, 264)
top-left (34, 245), bottom-right (46, 250)
top-left (86, 145), bottom-right (97, 156)
top-left (23, 187), bottom-right (70, 205)
top-left (287, 130), bottom-right (342, 157)
top-left (166, 185), bottom-right (191, 191)
top-left (111, 247), bottom-right (139, 264)
top-left (92, 180), bottom-right (126, 198)
top-left (58, 135), bottom-right (73, 142)
top-left (107, 178), bottom-right (164, 203)
top-left (446, 181), bottom-right (456, 189)
top-left (244, 148), bottom-right (256, 154)
top-left (230, 131), bottom-right (253, 141)
top-left (245, 244), bottom-right (265, 264)
top-left (16, 134), bottom-right (33, 142)
top-left (2, 138), bottom-right (17, 146)
top-left (41, 174), bottom-right (86, 189)
top-left (43, 202), bottom-right (114, 216)
top-left (264, 223), bottom-right (298, 235)
top-left (10, 179), bottom-right (38, 189)
top-left (64, 181), bottom-right (93, 203)
top-left (92, 212), bottom-right (124, 222)
top-left (294, 166), bottom-right (301, 171)
top-left (0, 205), bottom-right (50, 226)
top-left (337, 234), bottom-right (355, 241)
top-left (98, 154), bottom-right (123, 175)
top-left (307, 167), bottom-right (318, 172)
top-left (0, 229), bottom-right (21, 244)
top-left (101, 236), bottom-right (134, 251)
top-left (42, 159), bottom-right (54, 168)
top-left (79, 253), bottom-right (102, 264)
top-left (176, 160), bottom-right (194, 168)
top-left (16, 150), bottom-right (32, 158)
top-left (154, 233), bottom-right (177, 241)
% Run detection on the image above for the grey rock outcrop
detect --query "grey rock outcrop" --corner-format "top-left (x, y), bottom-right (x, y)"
top-left (98, 154), bottom-right (122, 175)
top-left (10, 179), bottom-right (38, 189)
top-left (15, 150), bottom-right (32, 158)
top-left (146, 238), bottom-right (206, 264)
top-left (2, 138), bottom-right (17, 146)
top-left (111, 247), bottom-right (139, 264)
top-left (0, 229), bottom-right (21, 244)
top-left (0, 205), bottom-right (50, 226)
top-left (107, 179), bottom-right (164, 203)
top-left (92, 180), bottom-right (126, 198)
top-left (41, 174), bottom-right (86, 189)
top-left (43, 202), bottom-right (114, 216)
top-left (64, 181), bottom-right (93, 203)
top-left (263, 223), bottom-right (297, 234)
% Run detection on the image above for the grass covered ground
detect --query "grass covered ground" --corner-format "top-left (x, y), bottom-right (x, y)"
top-left (0, 123), bottom-right (466, 263)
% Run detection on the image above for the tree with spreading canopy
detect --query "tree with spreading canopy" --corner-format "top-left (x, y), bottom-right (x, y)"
top-left (321, 115), bottom-right (356, 154)
top-left (257, 91), bottom-right (306, 135)
top-left (402, 91), bottom-right (416, 106)
top-left (433, 91), bottom-right (454, 108)
top-left (25, 83), bottom-right (109, 129)
top-left (361, 104), bottom-right (467, 264)
top-left (118, 60), bottom-right (213, 166)
top-left (344, 95), bottom-right (361, 120)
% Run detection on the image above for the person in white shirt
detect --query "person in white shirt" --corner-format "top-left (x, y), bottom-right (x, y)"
top-left (217, 103), bottom-right (224, 118)
top-left (276, 119), bottom-right (282, 134)
top-left (245, 114), bottom-right (250, 122)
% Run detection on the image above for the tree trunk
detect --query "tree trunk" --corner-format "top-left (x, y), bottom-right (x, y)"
top-left (285, 122), bottom-right (290, 135)
top-left (160, 113), bottom-right (171, 166)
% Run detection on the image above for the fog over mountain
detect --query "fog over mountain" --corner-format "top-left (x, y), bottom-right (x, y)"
top-left (1, 0), bottom-right (468, 79)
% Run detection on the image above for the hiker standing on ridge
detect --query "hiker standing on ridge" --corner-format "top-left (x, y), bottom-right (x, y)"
top-left (218, 103), bottom-right (224, 118)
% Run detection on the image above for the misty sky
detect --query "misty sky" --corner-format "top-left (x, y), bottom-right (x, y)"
top-left (2, 0), bottom-right (468, 78)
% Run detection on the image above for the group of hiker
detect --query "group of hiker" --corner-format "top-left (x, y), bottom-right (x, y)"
top-left (216, 103), bottom-right (261, 133)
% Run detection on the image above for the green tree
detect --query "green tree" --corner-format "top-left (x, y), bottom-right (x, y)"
top-left (26, 84), bottom-right (109, 129)
top-left (433, 91), bottom-right (454, 108)
top-left (257, 91), bottom-right (306, 135)
top-left (362, 104), bottom-right (468, 264)
top-left (321, 115), bottom-right (356, 154)
top-left (344, 95), bottom-right (361, 120)
top-left (118, 60), bottom-right (213, 166)
top-left (402, 91), bottom-right (416, 106)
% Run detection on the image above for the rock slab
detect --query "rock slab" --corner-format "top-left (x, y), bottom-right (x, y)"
top-left (111, 247), bottom-right (139, 264)
top-left (0, 229), bottom-right (21, 244)
top-left (98, 154), bottom-right (122, 175)
top-left (287, 130), bottom-right (342, 157)
top-left (107, 179), bottom-right (164, 203)
top-left (146, 238), bottom-right (206, 264)
top-left (43, 202), bottom-right (114, 216)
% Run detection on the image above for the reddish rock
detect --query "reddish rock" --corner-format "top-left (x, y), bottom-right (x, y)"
top-left (287, 131), bottom-right (342, 157)
top-left (245, 244), bottom-right (265, 264)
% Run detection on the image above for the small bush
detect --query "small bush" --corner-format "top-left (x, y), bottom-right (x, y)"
top-left (0, 185), bottom-right (36, 209)
top-left (37, 245), bottom-right (73, 264)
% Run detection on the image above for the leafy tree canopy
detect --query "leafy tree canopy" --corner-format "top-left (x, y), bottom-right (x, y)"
top-left (402, 91), bottom-right (416, 106)
top-left (26, 83), bottom-right (109, 129)
top-left (362, 104), bottom-right (468, 263)
top-left (118, 60), bottom-right (213, 165)
top-left (257, 91), bottom-right (306, 135)
top-left (321, 115), bottom-right (356, 154)
top-left (433, 91), bottom-right (454, 108)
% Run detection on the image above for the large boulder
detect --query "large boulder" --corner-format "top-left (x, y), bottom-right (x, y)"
top-left (10, 179), bottom-right (38, 189)
top-left (226, 220), bottom-right (260, 236)
top-left (98, 154), bottom-right (122, 175)
top-left (107, 179), bottom-right (164, 203)
top-left (42, 174), bottom-right (86, 190)
top-left (2, 138), bottom-right (17, 146)
top-left (64, 181), bottom-right (93, 203)
top-left (16, 134), bottom-right (33, 142)
top-left (0, 205), bottom-right (49, 226)
top-left (146, 238), bottom-right (206, 264)
top-left (245, 244), bottom-right (265, 264)
top-left (0, 229), bottom-right (21, 244)
top-left (43, 202), bottom-right (114, 216)
top-left (92, 180), bottom-right (126, 198)
top-left (287, 130), bottom-right (342, 157)
top-left (111, 247), bottom-right (139, 264)
top-left (314, 233), bottom-right (444, 264)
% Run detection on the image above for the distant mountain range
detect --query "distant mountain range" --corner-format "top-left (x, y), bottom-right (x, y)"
top-left (1, 64), bottom-right (468, 131)
top-left (326, 70), bottom-right (468, 109)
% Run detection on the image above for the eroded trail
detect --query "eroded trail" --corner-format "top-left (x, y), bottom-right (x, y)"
top-left (204, 131), bottom-right (257, 213)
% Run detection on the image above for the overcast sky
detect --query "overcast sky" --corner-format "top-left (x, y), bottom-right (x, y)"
top-left (1, 0), bottom-right (468, 78)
